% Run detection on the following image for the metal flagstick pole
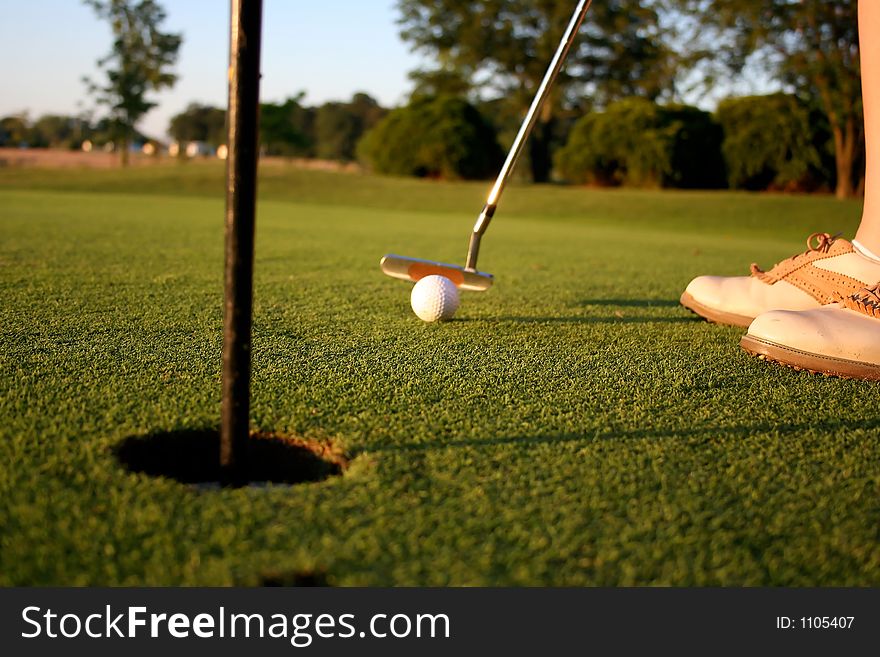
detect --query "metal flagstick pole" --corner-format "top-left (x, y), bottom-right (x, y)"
top-left (221, 0), bottom-right (263, 483)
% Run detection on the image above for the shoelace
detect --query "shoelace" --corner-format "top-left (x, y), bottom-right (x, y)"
top-left (751, 232), bottom-right (841, 278)
top-left (843, 282), bottom-right (880, 318)
top-left (858, 283), bottom-right (880, 300)
top-left (803, 232), bottom-right (840, 255)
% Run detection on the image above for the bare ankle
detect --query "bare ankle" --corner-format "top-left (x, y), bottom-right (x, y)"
top-left (853, 237), bottom-right (880, 263)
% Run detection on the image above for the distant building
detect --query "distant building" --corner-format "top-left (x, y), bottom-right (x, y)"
top-left (185, 141), bottom-right (213, 158)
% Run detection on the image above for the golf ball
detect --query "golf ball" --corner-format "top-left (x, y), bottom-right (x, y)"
top-left (410, 275), bottom-right (460, 322)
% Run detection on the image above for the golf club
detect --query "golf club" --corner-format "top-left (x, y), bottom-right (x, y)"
top-left (381, 0), bottom-right (593, 291)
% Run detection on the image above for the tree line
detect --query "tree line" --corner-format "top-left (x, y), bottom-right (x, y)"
top-left (2, 90), bottom-right (835, 194)
top-left (166, 92), bottom-right (387, 161)
top-left (4, 1), bottom-right (860, 197)
top-left (358, 91), bottom-right (837, 193)
top-left (393, 0), bottom-right (860, 198)
top-left (0, 114), bottom-right (129, 150)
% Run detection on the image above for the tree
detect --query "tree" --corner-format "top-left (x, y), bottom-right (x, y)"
top-left (409, 68), bottom-right (473, 98)
top-left (358, 95), bottom-right (503, 180)
top-left (87, 116), bottom-right (136, 149)
top-left (169, 104), bottom-right (227, 148)
top-left (29, 115), bottom-right (78, 149)
top-left (666, 0), bottom-right (861, 198)
top-left (314, 103), bottom-right (361, 162)
top-left (314, 93), bottom-right (386, 162)
top-left (0, 114), bottom-right (95, 149)
top-left (260, 95), bottom-right (315, 157)
top-left (348, 93), bottom-right (387, 132)
top-left (716, 94), bottom-right (821, 191)
top-left (0, 115), bottom-right (31, 147)
top-left (555, 97), bottom-right (724, 188)
top-left (83, 0), bottom-right (182, 166)
top-left (397, 0), bottom-right (677, 182)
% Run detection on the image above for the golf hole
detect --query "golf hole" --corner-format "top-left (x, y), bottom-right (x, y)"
top-left (259, 570), bottom-right (330, 587)
top-left (115, 430), bottom-right (347, 487)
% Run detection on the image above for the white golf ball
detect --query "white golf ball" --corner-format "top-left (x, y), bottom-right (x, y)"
top-left (410, 275), bottom-right (460, 322)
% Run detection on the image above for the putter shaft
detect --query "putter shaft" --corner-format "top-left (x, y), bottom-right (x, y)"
top-left (381, 0), bottom-right (592, 289)
top-left (465, 0), bottom-right (593, 271)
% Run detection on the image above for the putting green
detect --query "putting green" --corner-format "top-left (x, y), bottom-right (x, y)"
top-left (1, 164), bottom-right (877, 585)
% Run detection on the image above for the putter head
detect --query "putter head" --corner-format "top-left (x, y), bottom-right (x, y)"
top-left (380, 254), bottom-right (493, 291)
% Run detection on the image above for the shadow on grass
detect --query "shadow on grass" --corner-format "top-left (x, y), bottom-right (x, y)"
top-left (369, 417), bottom-right (880, 454)
top-left (455, 298), bottom-right (695, 325)
top-left (580, 298), bottom-right (681, 308)
top-left (115, 429), bottom-right (346, 487)
top-left (491, 315), bottom-right (695, 324)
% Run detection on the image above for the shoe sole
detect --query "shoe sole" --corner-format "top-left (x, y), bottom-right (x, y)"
top-left (740, 334), bottom-right (880, 381)
top-left (679, 292), bottom-right (754, 328)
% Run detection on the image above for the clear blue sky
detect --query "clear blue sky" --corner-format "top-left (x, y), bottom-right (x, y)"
top-left (0, 0), bottom-right (424, 139)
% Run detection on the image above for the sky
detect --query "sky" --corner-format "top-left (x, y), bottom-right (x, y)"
top-left (0, 0), bottom-right (424, 139)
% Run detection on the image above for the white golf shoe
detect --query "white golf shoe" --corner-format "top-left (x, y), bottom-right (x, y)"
top-left (680, 233), bottom-right (880, 327)
top-left (741, 283), bottom-right (880, 381)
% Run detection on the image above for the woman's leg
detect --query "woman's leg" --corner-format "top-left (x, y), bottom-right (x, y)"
top-left (855, 0), bottom-right (880, 256)
top-left (682, 4), bottom-right (880, 330)
top-left (739, 1), bottom-right (880, 380)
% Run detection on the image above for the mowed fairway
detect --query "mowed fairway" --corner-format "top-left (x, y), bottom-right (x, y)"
top-left (1, 163), bottom-right (878, 585)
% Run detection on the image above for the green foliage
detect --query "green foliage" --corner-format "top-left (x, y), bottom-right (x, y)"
top-left (408, 68), bottom-right (473, 99)
top-left (397, 0), bottom-right (677, 182)
top-left (716, 94), bottom-right (821, 191)
top-left (807, 105), bottom-right (839, 193)
top-left (314, 94), bottom-right (386, 162)
top-left (83, 0), bottom-right (181, 164)
top-left (168, 104), bottom-right (226, 148)
top-left (555, 98), bottom-right (724, 189)
top-left (0, 115), bottom-right (31, 147)
top-left (28, 116), bottom-right (79, 149)
top-left (164, 94), bottom-right (386, 161)
top-left (260, 96), bottom-right (315, 157)
top-left (358, 95), bottom-right (503, 180)
top-left (87, 116), bottom-right (139, 148)
top-left (667, 0), bottom-right (860, 197)
top-left (313, 105), bottom-right (358, 162)
top-left (557, 98), bottom-right (666, 187)
top-left (664, 105), bottom-right (726, 189)
top-left (398, 0), bottom-right (675, 105)
top-left (0, 114), bottom-right (134, 150)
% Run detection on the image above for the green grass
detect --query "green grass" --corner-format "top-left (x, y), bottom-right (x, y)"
top-left (1, 162), bottom-right (878, 586)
